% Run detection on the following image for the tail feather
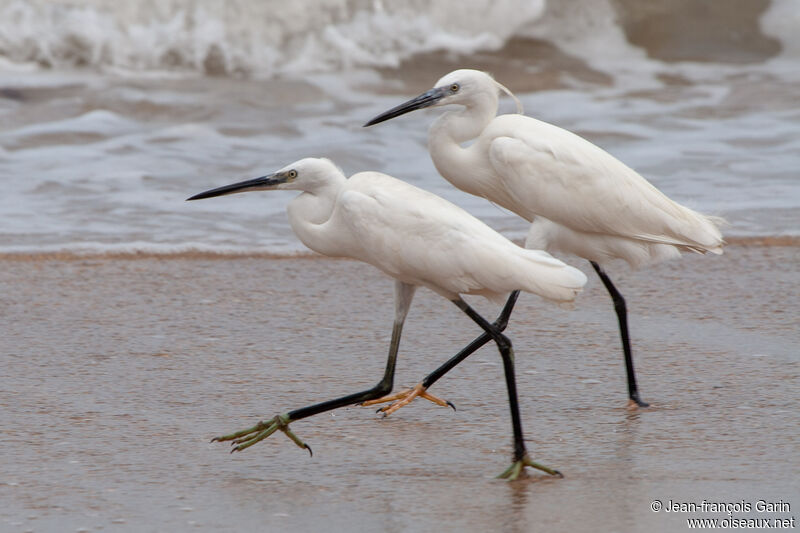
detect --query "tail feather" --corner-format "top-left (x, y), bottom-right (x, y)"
top-left (517, 249), bottom-right (587, 304)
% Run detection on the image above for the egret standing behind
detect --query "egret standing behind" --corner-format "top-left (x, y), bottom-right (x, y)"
top-left (365, 69), bottom-right (724, 409)
top-left (188, 158), bottom-right (587, 479)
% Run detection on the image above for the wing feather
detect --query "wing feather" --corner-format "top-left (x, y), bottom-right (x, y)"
top-left (334, 172), bottom-right (585, 302)
top-left (486, 115), bottom-right (723, 252)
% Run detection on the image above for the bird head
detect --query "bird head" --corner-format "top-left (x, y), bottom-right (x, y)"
top-left (186, 158), bottom-right (343, 201)
top-left (363, 69), bottom-right (521, 127)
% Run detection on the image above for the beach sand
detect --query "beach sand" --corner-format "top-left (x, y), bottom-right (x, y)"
top-left (1, 244), bottom-right (798, 532)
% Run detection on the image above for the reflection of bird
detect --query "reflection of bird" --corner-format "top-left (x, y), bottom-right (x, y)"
top-left (187, 157), bottom-right (587, 479)
top-left (365, 68), bottom-right (724, 409)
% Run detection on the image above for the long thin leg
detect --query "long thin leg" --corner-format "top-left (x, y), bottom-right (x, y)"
top-left (452, 297), bottom-right (561, 480)
top-left (286, 318), bottom-right (403, 420)
top-left (213, 282), bottom-right (417, 452)
top-left (365, 291), bottom-right (520, 414)
top-left (422, 290), bottom-right (520, 389)
top-left (589, 261), bottom-right (649, 408)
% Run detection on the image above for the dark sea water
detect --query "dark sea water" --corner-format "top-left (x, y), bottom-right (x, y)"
top-left (0, 0), bottom-right (798, 255)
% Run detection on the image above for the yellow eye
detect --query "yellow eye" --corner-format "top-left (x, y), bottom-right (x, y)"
top-left (287, 169), bottom-right (298, 179)
top-left (450, 83), bottom-right (460, 93)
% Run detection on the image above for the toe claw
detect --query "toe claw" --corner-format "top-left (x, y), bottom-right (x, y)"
top-left (446, 401), bottom-right (456, 411)
top-left (304, 443), bottom-right (313, 457)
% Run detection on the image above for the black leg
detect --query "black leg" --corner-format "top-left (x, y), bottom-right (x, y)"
top-left (422, 291), bottom-right (520, 389)
top-left (452, 298), bottom-right (526, 460)
top-left (452, 297), bottom-right (561, 479)
top-left (589, 261), bottom-right (649, 408)
top-left (212, 317), bottom-right (407, 453)
top-left (365, 291), bottom-right (521, 415)
top-left (287, 319), bottom-right (402, 421)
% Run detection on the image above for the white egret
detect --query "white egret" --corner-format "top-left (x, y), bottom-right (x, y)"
top-left (187, 157), bottom-right (587, 479)
top-left (365, 69), bottom-right (724, 409)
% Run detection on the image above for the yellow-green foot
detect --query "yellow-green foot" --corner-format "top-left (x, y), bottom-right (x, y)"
top-left (211, 413), bottom-right (312, 456)
top-left (497, 453), bottom-right (563, 481)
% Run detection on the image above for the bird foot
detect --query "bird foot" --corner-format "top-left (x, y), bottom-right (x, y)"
top-left (361, 383), bottom-right (456, 417)
top-left (211, 413), bottom-right (312, 456)
top-left (497, 453), bottom-right (563, 481)
top-left (626, 396), bottom-right (650, 410)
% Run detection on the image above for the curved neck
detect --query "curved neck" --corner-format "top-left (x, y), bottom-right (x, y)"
top-left (286, 177), bottom-right (346, 256)
top-left (428, 96), bottom-right (498, 197)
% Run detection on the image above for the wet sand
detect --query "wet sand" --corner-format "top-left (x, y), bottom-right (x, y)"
top-left (1, 244), bottom-right (798, 532)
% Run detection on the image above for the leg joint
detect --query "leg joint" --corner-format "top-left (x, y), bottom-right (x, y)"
top-left (373, 380), bottom-right (393, 397)
top-left (495, 332), bottom-right (512, 352)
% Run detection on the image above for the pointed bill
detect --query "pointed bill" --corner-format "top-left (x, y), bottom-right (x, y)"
top-left (363, 87), bottom-right (449, 127)
top-left (186, 173), bottom-right (287, 201)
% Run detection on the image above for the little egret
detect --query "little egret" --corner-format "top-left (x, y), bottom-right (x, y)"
top-left (187, 157), bottom-right (587, 479)
top-left (365, 69), bottom-right (724, 409)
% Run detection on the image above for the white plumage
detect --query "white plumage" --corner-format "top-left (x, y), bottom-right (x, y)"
top-left (364, 68), bottom-right (725, 409)
top-left (419, 70), bottom-right (724, 266)
top-left (188, 156), bottom-right (587, 480)
top-left (282, 158), bottom-right (587, 304)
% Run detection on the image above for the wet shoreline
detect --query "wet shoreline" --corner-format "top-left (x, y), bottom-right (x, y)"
top-left (2, 245), bottom-right (797, 531)
top-left (0, 235), bottom-right (797, 263)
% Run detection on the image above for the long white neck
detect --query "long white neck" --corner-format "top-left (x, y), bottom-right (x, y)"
top-left (286, 175), bottom-right (347, 257)
top-left (427, 93), bottom-right (498, 198)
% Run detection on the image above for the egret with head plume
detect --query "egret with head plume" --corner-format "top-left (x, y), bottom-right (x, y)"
top-left (188, 157), bottom-right (587, 479)
top-left (365, 68), bottom-right (725, 409)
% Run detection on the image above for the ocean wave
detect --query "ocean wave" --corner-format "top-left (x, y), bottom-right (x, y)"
top-left (1, 1), bottom-right (796, 257)
top-left (0, 0), bottom-right (545, 76)
top-left (0, 0), bottom-right (793, 78)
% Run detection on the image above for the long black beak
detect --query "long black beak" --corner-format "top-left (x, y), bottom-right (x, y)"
top-left (363, 87), bottom-right (448, 127)
top-left (186, 173), bottom-right (285, 201)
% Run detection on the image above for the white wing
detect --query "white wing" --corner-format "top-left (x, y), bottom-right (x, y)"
top-left (486, 114), bottom-right (723, 253)
top-left (333, 171), bottom-right (586, 303)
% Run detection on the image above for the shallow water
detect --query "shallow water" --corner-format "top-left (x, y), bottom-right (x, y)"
top-left (1, 0), bottom-right (799, 254)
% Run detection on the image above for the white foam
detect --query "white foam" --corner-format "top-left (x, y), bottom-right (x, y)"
top-left (0, 0), bottom-right (546, 77)
top-left (522, 0), bottom-right (659, 85)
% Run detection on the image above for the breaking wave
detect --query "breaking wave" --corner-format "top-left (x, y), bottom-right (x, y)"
top-left (0, 0), bottom-right (794, 77)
